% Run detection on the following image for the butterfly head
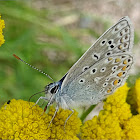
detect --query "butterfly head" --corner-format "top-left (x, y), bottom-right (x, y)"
top-left (45, 82), bottom-right (59, 95)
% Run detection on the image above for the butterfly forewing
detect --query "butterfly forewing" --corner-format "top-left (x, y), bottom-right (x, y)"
top-left (60, 16), bottom-right (134, 107)
top-left (61, 16), bottom-right (133, 90)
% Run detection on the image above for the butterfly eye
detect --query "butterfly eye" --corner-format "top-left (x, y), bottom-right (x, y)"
top-left (50, 86), bottom-right (59, 94)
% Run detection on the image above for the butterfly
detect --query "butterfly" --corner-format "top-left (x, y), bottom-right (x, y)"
top-left (14, 16), bottom-right (134, 126)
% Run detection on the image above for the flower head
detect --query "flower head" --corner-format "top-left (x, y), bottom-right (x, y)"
top-left (0, 15), bottom-right (5, 46)
top-left (0, 99), bottom-right (81, 139)
top-left (103, 83), bottom-right (132, 124)
top-left (46, 106), bottom-right (81, 139)
top-left (123, 114), bottom-right (140, 139)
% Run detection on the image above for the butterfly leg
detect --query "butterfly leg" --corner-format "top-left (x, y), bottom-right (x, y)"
top-left (32, 96), bottom-right (48, 107)
top-left (47, 105), bottom-right (59, 128)
top-left (43, 94), bottom-right (55, 112)
top-left (64, 108), bottom-right (74, 131)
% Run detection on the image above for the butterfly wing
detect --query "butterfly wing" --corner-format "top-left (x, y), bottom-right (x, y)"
top-left (61, 53), bottom-right (133, 107)
top-left (60, 16), bottom-right (134, 107)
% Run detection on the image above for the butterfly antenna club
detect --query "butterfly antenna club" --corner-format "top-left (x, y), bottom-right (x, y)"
top-left (13, 54), bottom-right (54, 81)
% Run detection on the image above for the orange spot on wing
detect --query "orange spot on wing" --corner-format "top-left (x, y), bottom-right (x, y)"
top-left (107, 88), bottom-right (112, 93)
top-left (118, 45), bottom-right (122, 50)
top-left (115, 58), bottom-right (121, 63)
top-left (123, 60), bottom-right (127, 64)
top-left (107, 89), bottom-right (111, 93)
top-left (122, 66), bottom-right (127, 71)
top-left (108, 57), bottom-right (113, 61)
top-left (117, 72), bottom-right (123, 77)
top-left (113, 80), bottom-right (118, 85)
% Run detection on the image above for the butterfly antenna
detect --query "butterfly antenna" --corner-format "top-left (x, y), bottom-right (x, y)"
top-left (29, 90), bottom-right (46, 102)
top-left (13, 54), bottom-right (54, 82)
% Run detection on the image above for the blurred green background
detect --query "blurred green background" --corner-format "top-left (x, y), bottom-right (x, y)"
top-left (0, 0), bottom-right (140, 107)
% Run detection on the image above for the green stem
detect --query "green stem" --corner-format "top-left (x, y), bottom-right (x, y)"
top-left (80, 105), bottom-right (96, 122)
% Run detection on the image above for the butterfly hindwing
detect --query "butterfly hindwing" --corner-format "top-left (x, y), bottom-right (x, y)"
top-left (61, 53), bottom-right (133, 107)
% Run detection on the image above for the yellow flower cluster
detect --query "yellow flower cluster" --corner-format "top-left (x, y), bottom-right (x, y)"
top-left (46, 106), bottom-right (81, 139)
top-left (0, 99), bottom-right (81, 139)
top-left (123, 114), bottom-right (140, 139)
top-left (0, 79), bottom-right (140, 139)
top-left (0, 15), bottom-right (5, 46)
top-left (81, 83), bottom-right (131, 139)
top-left (81, 79), bottom-right (140, 139)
